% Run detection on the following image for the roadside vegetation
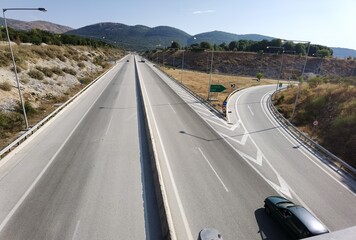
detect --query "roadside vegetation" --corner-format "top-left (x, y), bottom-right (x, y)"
top-left (0, 28), bottom-right (124, 150)
top-left (161, 66), bottom-right (284, 110)
top-left (274, 77), bottom-right (356, 167)
top-left (162, 67), bottom-right (355, 168)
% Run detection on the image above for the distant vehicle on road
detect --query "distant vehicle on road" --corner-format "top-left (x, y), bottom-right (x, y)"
top-left (264, 196), bottom-right (329, 239)
top-left (141, 59), bottom-right (145, 62)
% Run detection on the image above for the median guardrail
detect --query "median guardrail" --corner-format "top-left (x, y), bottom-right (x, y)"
top-left (0, 62), bottom-right (119, 160)
top-left (267, 92), bottom-right (356, 179)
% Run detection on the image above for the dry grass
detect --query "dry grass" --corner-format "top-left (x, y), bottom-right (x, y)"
top-left (275, 82), bottom-right (356, 166)
top-left (162, 67), bottom-right (281, 107)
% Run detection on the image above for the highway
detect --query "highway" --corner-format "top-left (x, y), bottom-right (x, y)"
top-left (138, 60), bottom-right (356, 239)
top-left (0, 54), bottom-right (355, 240)
top-left (138, 60), bottom-right (289, 239)
top-left (226, 85), bottom-right (356, 231)
top-left (0, 56), bottom-right (162, 240)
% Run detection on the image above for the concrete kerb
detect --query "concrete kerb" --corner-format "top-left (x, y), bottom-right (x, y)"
top-left (0, 59), bottom-right (123, 160)
top-left (134, 57), bottom-right (174, 240)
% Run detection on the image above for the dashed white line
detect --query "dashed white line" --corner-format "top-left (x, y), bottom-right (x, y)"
top-left (169, 104), bottom-right (177, 114)
top-left (0, 65), bottom-right (115, 233)
top-left (247, 105), bottom-right (254, 116)
top-left (71, 220), bottom-right (81, 240)
top-left (198, 148), bottom-right (229, 192)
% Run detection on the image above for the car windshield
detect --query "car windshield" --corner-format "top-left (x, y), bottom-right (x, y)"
top-left (276, 201), bottom-right (294, 209)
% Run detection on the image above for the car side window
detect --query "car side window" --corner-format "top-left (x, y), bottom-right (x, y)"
top-left (282, 209), bottom-right (292, 218)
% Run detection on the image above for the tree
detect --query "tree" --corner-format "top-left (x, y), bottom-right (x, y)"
top-left (256, 72), bottom-right (264, 81)
top-left (316, 49), bottom-right (331, 58)
top-left (228, 41), bottom-right (239, 51)
top-left (295, 43), bottom-right (306, 56)
top-left (170, 41), bottom-right (180, 49)
top-left (200, 41), bottom-right (212, 50)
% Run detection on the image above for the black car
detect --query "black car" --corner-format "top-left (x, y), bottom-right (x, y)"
top-left (264, 196), bottom-right (329, 239)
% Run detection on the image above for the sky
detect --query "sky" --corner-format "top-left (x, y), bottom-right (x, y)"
top-left (1, 0), bottom-right (356, 50)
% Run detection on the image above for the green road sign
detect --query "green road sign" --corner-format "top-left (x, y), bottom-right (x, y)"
top-left (210, 84), bottom-right (226, 92)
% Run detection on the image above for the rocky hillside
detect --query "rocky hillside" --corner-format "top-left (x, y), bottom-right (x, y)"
top-left (274, 80), bottom-right (356, 167)
top-left (0, 44), bottom-right (123, 148)
top-left (148, 50), bottom-right (356, 80)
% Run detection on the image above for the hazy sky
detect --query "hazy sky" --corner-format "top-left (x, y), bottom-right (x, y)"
top-left (1, 0), bottom-right (356, 49)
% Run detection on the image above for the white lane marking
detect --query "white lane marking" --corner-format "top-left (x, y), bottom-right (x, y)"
top-left (104, 116), bottom-right (113, 137)
top-left (233, 89), bottom-right (292, 198)
top-left (169, 104), bottom-right (177, 114)
top-left (220, 132), bottom-right (249, 146)
top-left (205, 118), bottom-right (239, 132)
top-left (0, 63), bottom-right (122, 170)
top-left (0, 66), bottom-right (115, 233)
top-left (198, 148), bottom-right (229, 192)
top-left (137, 60), bottom-right (193, 240)
top-left (247, 105), bottom-right (254, 116)
top-left (71, 220), bottom-right (81, 240)
top-left (260, 91), bottom-right (356, 196)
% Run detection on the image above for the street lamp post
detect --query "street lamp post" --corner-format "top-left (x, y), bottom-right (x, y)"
top-left (291, 41), bottom-right (310, 121)
top-left (266, 46), bottom-right (285, 93)
top-left (284, 50), bottom-right (296, 85)
top-left (3, 7), bottom-right (47, 130)
top-left (207, 49), bottom-right (214, 101)
top-left (180, 49), bottom-right (185, 83)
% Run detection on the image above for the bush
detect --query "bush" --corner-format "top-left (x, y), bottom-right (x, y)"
top-left (15, 101), bottom-right (37, 116)
top-left (0, 111), bottom-right (23, 132)
top-left (77, 62), bottom-right (85, 68)
top-left (62, 67), bottom-right (77, 76)
top-left (36, 66), bottom-right (54, 77)
top-left (51, 66), bottom-right (64, 76)
top-left (57, 54), bottom-right (66, 62)
top-left (0, 81), bottom-right (12, 91)
top-left (256, 72), bottom-right (264, 81)
top-left (79, 77), bottom-right (91, 85)
top-left (28, 69), bottom-right (44, 80)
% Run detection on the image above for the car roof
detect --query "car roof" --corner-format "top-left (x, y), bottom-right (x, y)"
top-left (289, 206), bottom-right (329, 235)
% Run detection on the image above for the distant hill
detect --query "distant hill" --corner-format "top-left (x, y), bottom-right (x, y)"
top-left (68, 23), bottom-right (274, 51)
top-left (2, 17), bottom-right (356, 57)
top-left (188, 31), bottom-right (273, 45)
top-left (0, 17), bottom-right (72, 33)
top-left (67, 23), bottom-right (190, 50)
top-left (331, 47), bottom-right (356, 59)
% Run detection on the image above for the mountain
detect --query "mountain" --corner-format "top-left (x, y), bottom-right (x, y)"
top-left (66, 22), bottom-right (190, 50)
top-left (0, 17), bottom-right (72, 33)
top-left (67, 23), bottom-right (274, 51)
top-left (331, 47), bottom-right (356, 59)
top-left (188, 31), bottom-right (273, 45)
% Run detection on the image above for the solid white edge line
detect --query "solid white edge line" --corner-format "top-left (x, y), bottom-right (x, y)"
top-left (260, 90), bottom-right (356, 197)
top-left (0, 63), bottom-right (118, 233)
top-left (198, 148), bottom-right (229, 192)
top-left (136, 58), bottom-right (194, 240)
top-left (0, 62), bottom-right (122, 169)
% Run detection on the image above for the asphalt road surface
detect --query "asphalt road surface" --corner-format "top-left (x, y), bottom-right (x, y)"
top-left (1, 54), bottom-right (354, 240)
top-left (137, 59), bottom-right (290, 240)
top-left (137, 59), bottom-right (356, 239)
top-left (0, 56), bottom-right (162, 240)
